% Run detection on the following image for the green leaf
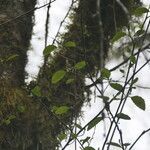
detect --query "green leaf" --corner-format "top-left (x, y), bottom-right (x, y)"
top-left (98, 95), bottom-right (109, 101)
top-left (71, 133), bottom-right (77, 139)
top-left (54, 106), bottom-right (69, 115)
top-left (3, 115), bottom-right (16, 125)
top-left (87, 117), bottom-right (103, 131)
top-left (131, 77), bottom-right (138, 85)
top-left (131, 96), bottom-right (145, 110)
top-left (52, 70), bottom-right (66, 84)
top-left (107, 142), bottom-right (121, 148)
top-left (101, 68), bottom-right (111, 79)
top-left (31, 86), bottom-right (41, 97)
top-left (116, 113), bottom-right (131, 120)
top-left (17, 105), bottom-right (26, 113)
top-left (110, 83), bottom-right (123, 91)
top-left (133, 7), bottom-right (149, 16)
top-left (130, 55), bottom-right (136, 64)
top-left (120, 69), bottom-right (125, 74)
top-left (4, 119), bottom-right (11, 125)
top-left (66, 78), bottom-right (74, 84)
top-left (74, 61), bottom-right (86, 70)
top-left (124, 143), bottom-right (130, 147)
top-left (58, 133), bottom-right (67, 141)
top-left (64, 41), bottom-right (76, 48)
top-left (81, 137), bottom-right (90, 145)
top-left (8, 115), bottom-right (16, 120)
top-left (75, 123), bottom-right (82, 130)
top-left (43, 45), bottom-right (57, 56)
top-left (84, 146), bottom-right (95, 150)
top-left (111, 31), bottom-right (126, 43)
top-left (6, 54), bottom-right (19, 62)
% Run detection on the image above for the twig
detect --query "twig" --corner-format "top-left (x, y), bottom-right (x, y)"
top-left (52, 0), bottom-right (77, 44)
top-left (129, 128), bottom-right (150, 150)
top-left (0, 0), bottom-right (56, 26)
top-left (86, 42), bottom-right (150, 89)
top-left (62, 55), bottom-right (150, 150)
top-left (45, 0), bottom-right (52, 47)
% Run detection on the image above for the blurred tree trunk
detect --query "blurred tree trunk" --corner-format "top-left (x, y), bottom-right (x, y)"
top-left (0, 1), bottom-right (69, 149)
top-left (0, 0), bottom-right (39, 149)
top-left (0, 0), bottom-right (36, 85)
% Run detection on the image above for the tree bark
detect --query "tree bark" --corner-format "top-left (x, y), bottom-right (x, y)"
top-left (0, 0), bottom-right (39, 149)
top-left (0, 0), bottom-right (36, 86)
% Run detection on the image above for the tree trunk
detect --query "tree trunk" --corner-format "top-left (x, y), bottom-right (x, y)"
top-left (0, 0), bottom-right (36, 85)
top-left (0, 0), bottom-right (38, 149)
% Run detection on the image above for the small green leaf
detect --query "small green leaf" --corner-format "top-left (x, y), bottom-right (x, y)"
top-left (17, 105), bottom-right (26, 113)
top-left (74, 61), bottom-right (86, 70)
top-left (107, 142), bottom-right (121, 148)
top-left (31, 86), bottom-right (41, 97)
top-left (84, 146), bottom-right (95, 150)
top-left (43, 45), bottom-right (57, 56)
top-left (54, 106), bottom-right (69, 115)
top-left (81, 137), bottom-right (90, 145)
top-left (120, 69), bottom-right (125, 74)
top-left (131, 96), bottom-right (145, 110)
top-left (71, 133), bottom-right (77, 139)
top-left (116, 113), bottom-right (131, 120)
top-left (131, 77), bottom-right (138, 85)
top-left (130, 55), bottom-right (136, 64)
top-left (101, 68), bottom-right (111, 79)
top-left (87, 117), bottom-right (103, 131)
top-left (8, 115), bottom-right (16, 120)
top-left (66, 78), bottom-right (74, 84)
top-left (75, 123), bottom-right (82, 129)
top-left (124, 143), bottom-right (130, 147)
top-left (111, 31), bottom-right (126, 43)
top-left (64, 41), bottom-right (76, 48)
top-left (4, 119), bottom-right (11, 125)
top-left (98, 95), bottom-right (109, 101)
top-left (52, 70), bottom-right (66, 84)
top-left (58, 133), bottom-right (67, 141)
top-left (110, 83), bottom-right (123, 91)
top-left (6, 54), bottom-right (19, 62)
top-left (133, 7), bottom-right (149, 16)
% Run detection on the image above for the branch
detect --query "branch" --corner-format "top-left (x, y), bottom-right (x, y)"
top-left (0, 0), bottom-right (56, 26)
top-left (52, 0), bottom-right (77, 44)
top-left (129, 128), bottom-right (150, 150)
top-left (45, 0), bottom-right (52, 47)
top-left (86, 42), bottom-right (150, 89)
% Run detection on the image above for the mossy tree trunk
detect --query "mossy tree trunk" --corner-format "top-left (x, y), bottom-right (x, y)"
top-left (0, 0), bottom-right (36, 85)
top-left (0, 0), bottom-right (39, 149)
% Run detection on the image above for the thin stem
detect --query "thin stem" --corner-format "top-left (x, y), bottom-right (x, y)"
top-left (129, 128), bottom-right (150, 150)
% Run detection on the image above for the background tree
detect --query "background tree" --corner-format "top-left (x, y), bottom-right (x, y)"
top-left (1, 0), bottom-right (148, 150)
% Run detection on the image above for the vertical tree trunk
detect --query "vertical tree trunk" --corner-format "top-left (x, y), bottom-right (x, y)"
top-left (0, 0), bottom-right (36, 85)
top-left (0, 0), bottom-right (37, 149)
